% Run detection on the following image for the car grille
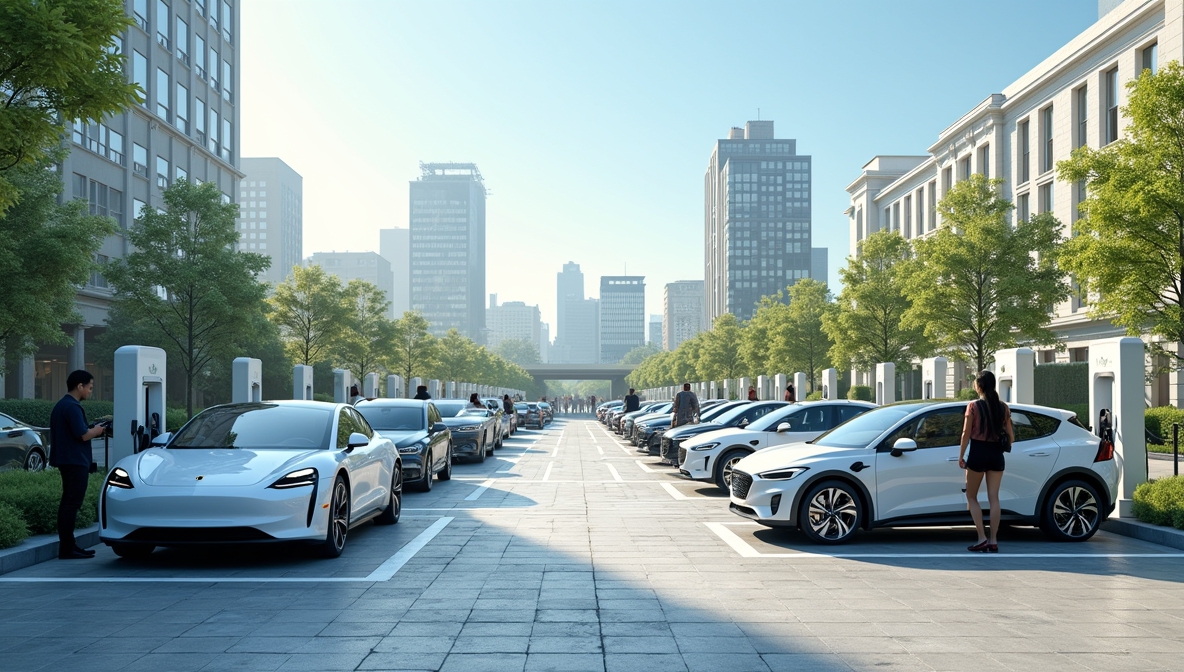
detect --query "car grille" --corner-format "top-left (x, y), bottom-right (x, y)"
top-left (678, 447), bottom-right (687, 466)
top-left (125, 526), bottom-right (274, 543)
top-left (731, 470), bottom-right (753, 499)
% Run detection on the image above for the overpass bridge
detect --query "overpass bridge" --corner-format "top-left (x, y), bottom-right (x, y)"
top-left (522, 364), bottom-right (636, 398)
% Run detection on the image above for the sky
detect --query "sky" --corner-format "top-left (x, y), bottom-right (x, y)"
top-left (239, 0), bottom-right (1100, 336)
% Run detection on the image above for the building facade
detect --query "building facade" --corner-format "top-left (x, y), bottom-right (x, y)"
top-left (238, 157), bottom-right (301, 286)
top-left (663, 280), bottom-right (705, 351)
top-left (409, 163), bottom-right (486, 341)
top-left (378, 227), bottom-right (410, 318)
top-left (308, 252), bottom-right (395, 319)
top-left (553, 261), bottom-right (584, 362)
top-left (648, 315), bottom-right (663, 348)
top-left (844, 0), bottom-right (1183, 404)
top-left (487, 296), bottom-right (543, 358)
top-left (562, 298), bottom-right (600, 364)
top-left (599, 276), bottom-right (645, 364)
top-left (704, 120), bottom-right (822, 322)
top-left (6, 0), bottom-right (242, 401)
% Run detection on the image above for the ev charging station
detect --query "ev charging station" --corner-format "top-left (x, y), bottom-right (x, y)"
top-left (1088, 337), bottom-right (1147, 517)
top-left (446, 381), bottom-right (456, 398)
top-left (773, 374), bottom-right (787, 399)
top-left (922, 357), bottom-right (947, 399)
top-left (364, 373), bottom-right (379, 399)
top-left (410, 377), bottom-right (423, 396)
top-left (386, 374), bottom-right (403, 398)
top-left (333, 369), bottom-right (352, 403)
top-left (756, 375), bottom-right (770, 400)
top-left (232, 357), bottom-right (262, 403)
top-left (793, 372), bottom-right (807, 399)
top-left (875, 362), bottom-right (895, 405)
top-left (430, 379), bottom-right (442, 399)
top-left (293, 364), bottom-right (313, 400)
top-left (993, 347), bottom-right (1034, 404)
top-left (821, 368), bottom-right (838, 400)
top-left (113, 345), bottom-right (167, 464)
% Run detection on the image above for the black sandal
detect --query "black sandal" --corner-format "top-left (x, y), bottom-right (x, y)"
top-left (967, 540), bottom-right (990, 552)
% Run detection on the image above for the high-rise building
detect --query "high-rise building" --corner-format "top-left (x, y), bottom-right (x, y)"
top-left (599, 276), bottom-right (645, 364)
top-left (539, 323), bottom-right (550, 363)
top-left (409, 163), bottom-right (486, 341)
top-left (648, 315), bottom-right (663, 348)
top-left (664, 280), bottom-right (705, 351)
top-left (238, 158), bottom-right (302, 286)
top-left (704, 120), bottom-right (815, 322)
top-left (487, 296), bottom-right (542, 357)
top-left (14, 0), bottom-right (241, 400)
top-left (308, 252), bottom-right (395, 318)
top-left (810, 248), bottom-right (828, 291)
top-left (379, 227), bottom-right (410, 318)
top-left (563, 299), bottom-right (600, 364)
top-left (555, 261), bottom-right (584, 348)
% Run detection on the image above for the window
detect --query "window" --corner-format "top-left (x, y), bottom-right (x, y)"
top-left (156, 68), bottom-right (170, 119)
top-left (916, 187), bottom-right (924, 232)
top-left (1011, 411), bottom-right (1060, 442)
top-left (941, 167), bottom-right (951, 196)
top-left (959, 156), bottom-right (971, 180)
top-left (1142, 43), bottom-right (1158, 75)
top-left (1039, 183), bottom-right (1053, 214)
top-left (157, 156), bottom-right (170, 188)
top-left (978, 143), bottom-right (990, 177)
top-left (133, 198), bottom-right (147, 222)
top-left (196, 0), bottom-right (206, 16)
top-left (195, 97), bottom-right (206, 143)
top-left (176, 165), bottom-right (187, 182)
top-left (1105, 67), bottom-right (1119, 145)
top-left (72, 173), bottom-right (86, 200)
top-left (133, 0), bottom-right (148, 31)
top-left (156, 0), bottom-right (169, 50)
top-left (1017, 193), bottom-right (1030, 223)
top-left (176, 83), bottom-right (188, 132)
top-left (133, 143), bottom-right (148, 176)
top-left (883, 206), bottom-right (891, 232)
top-left (210, 48), bottom-right (220, 91)
top-left (133, 51), bottom-right (148, 105)
top-left (1018, 119), bottom-right (1030, 182)
top-left (222, 60), bottom-right (232, 102)
top-left (1076, 86), bottom-right (1088, 149)
top-left (90, 254), bottom-right (109, 289)
top-left (903, 196), bottom-right (912, 238)
top-left (892, 202), bottom-right (900, 233)
top-left (221, 1), bottom-right (233, 41)
top-left (913, 411), bottom-right (964, 448)
top-left (209, 108), bottom-right (219, 155)
top-left (856, 207), bottom-right (863, 241)
top-left (1074, 179), bottom-right (1086, 223)
top-left (222, 119), bottom-right (232, 162)
top-left (195, 34), bottom-right (206, 79)
top-left (1041, 106), bottom-right (1054, 173)
top-left (176, 17), bottom-right (188, 64)
top-left (928, 179), bottom-right (937, 230)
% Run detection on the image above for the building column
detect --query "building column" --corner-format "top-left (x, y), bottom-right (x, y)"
top-left (68, 326), bottom-right (87, 373)
top-left (17, 355), bottom-right (35, 399)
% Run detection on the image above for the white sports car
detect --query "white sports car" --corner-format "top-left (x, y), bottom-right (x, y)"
top-left (100, 400), bottom-right (402, 559)
top-left (729, 401), bottom-right (1120, 544)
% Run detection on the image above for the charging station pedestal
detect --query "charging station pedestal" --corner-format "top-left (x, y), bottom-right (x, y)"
top-left (773, 374), bottom-right (787, 400)
top-left (875, 362), bottom-right (896, 405)
top-left (921, 357), bottom-right (947, 399)
top-left (386, 375), bottom-right (404, 398)
top-left (1089, 337), bottom-right (1147, 517)
top-left (333, 369), bottom-right (352, 403)
top-left (445, 381), bottom-right (456, 398)
top-left (293, 365), bottom-right (313, 400)
top-left (430, 379), bottom-right (442, 399)
top-left (363, 373), bottom-right (379, 399)
top-left (821, 368), bottom-right (838, 400)
top-left (994, 347), bottom-right (1034, 404)
top-left (232, 357), bottom-right (262, 403)
top-left (113, 346), bottom-right (167, 465)
top-left (793, 372), bottom-right (807, 399)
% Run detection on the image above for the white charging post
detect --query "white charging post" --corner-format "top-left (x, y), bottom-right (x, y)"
top-left (364, 373), bottom-right (379, 399)
top-left (333, 369), bottom-right (351, 403)
top-left (821, 368), bottom-right (838, 400)
top-left (1089, 337), bottom-right (1147, 517)
top-left (994, 347), bottom-right (1034, 404)
top-left (921, 357), bottom-right (947, 399)
top-left (386, 374), bottom-right (404, 398)
top-left (875, 362), bottom-right (896, 405)
top-left (793, 372), bottom-right (807, 399)
top-left (113, 345), bottom-right (167, 464)
top-left (232, 357), bottom-right (262, 403)
top-left (293, 364), bottom-right (313, 400)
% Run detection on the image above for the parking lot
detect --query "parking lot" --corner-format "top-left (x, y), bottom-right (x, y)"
top-left (3, 416), bottom-right (1184, 671)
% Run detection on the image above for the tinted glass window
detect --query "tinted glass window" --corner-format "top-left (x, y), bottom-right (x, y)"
top-left (913, 411), bottom-right (964, 448)
top-left (336, 408), bottom-right (359, 449)
top-left (1012, 410), bottom-right (1060, 442)
top-left (171, 404), bottom-right (332, 450)
top-left (435, 401), bottom-right (468, 417)
top-left (813, 405), bottom-right (923, 449)
top-left (792, 405), bottom-right (834, 432)
top-left (837, 405), bottom-right (870, 423)
top-left (738, 403), bottom-right (784, 424)
top-left (348, 408), bottom-right (374, 438)
top-left (427, 405), bottom-right (441, 425)
top-left (749, 405), bottom-right (798, 431)
top-left (701, 402), bottom-right (743, 422)
top-left (357, 406), bottom-right (424, 431)
top-left (0, 413), bottom-right (16, 429)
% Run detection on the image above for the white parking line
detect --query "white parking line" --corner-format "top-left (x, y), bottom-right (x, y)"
top-left (366, 517), bottom-right (454, 580)
top-left (619, 444), bottom-right (632, 455)
top-left (635, 460), bottom-right (654, 473)
top-left (543, 462), bottom-right (554, 481)
top-left (606, 464), bottom-right (624, 482)
top-left (596, 444), bottom-right (604, 455)
top-left (552, 444), bottom-right (560, 457)
top-left (464, 479), bottom-right (496, 500)
top-left (661, 482), bottom-right (689, 500)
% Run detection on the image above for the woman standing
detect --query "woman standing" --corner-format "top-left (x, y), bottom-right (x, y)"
top-left (958, 370), bottom-right (1014, 552)
top-left (469, 393), bottom-right (484, 409)
top-left (784, 384), bottom-right (796, 403)
top-left (747, 386), bottom-right (758, 401)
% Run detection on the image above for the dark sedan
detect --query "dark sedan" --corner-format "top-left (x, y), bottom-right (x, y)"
top-left (356, 399), bottom-right (452, 492)
top-left (434, 400), bottom-right (498, 462)
top-left (0, 412), bottom-right (50, 471)
top-left (659, 401), bottom-right (792, 465)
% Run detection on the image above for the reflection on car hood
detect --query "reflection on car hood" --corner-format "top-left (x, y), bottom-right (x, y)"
top-left (735, 441), bottom-right (868, 475)
top-left (683, 427), bottom-right (764, 448)
top-left (440, 416), bottom-right (485, 428)
top-left (134, 448), bottom-right (320, 487)
top-left (374, 429), bottom-right (428, 448)
top-left (663, 422), bottom-right (722, 439)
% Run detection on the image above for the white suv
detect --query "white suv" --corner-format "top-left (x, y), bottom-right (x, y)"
top-left (729, 401), bottom-right (1120, 544)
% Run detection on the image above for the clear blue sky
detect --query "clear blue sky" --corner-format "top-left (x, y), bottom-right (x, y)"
top-left (240, 0), bottom-right (1099, 334)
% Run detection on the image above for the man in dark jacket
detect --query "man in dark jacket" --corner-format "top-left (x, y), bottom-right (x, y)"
top-left (50, 370), bottom-right (109, 560)
top-left (623, 388), bottom-right (640, 413)
top-left (413, 385), bottom-right (431, 400)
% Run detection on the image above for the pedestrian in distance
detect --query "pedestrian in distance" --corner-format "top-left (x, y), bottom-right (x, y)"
top-left (624, 388), bottom-right (640, 413)
top-left (747, 386), bottom-right (758, 401)
top-left (958, 369), bottom-right (1014, 553)
top-left (50, 370), bottom-right (111, 560)
top-left (784, 384), bottom-right (796, 403)
top-left (502, 394), bottom-right (514, 417)
top-left (348, 384), bottom-right (364, 406)
top-left (469, 393), bottom-right (484, 409)
top-left (413, 385), bottom-right (431, 400)
top-left (671, 382), bottom-right (700, 428)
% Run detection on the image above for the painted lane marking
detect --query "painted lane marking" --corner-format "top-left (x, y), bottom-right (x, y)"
top-left (552, 444), bottom-right (560, 457)
top-left (464, 479), bottom-right (496, 501)
top-left (543, 462), bottom-right (554, 481)
top-left (661, 482), bottom-right (689, 500)
top-left (619, 444), bottom-right (633, 455)
top-left (606, 464), bottom-right (624, 482)
top-left (365, 516), bottom-right (453, 580)
top-left (635, 460), bottom-right (654, 473)
top-left (596, 444), bottom-right (604, 455)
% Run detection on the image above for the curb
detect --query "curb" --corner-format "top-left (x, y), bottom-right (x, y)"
top-left (0, 525), bottom-right (100, 576)
top-left (1102, 517), bottom-right (1184, 552)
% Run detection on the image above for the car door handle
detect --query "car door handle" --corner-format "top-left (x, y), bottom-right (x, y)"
top-left (1028, 452), bottom-right (1050, 457)
top-left (946, 457), bottom-right (960, 461)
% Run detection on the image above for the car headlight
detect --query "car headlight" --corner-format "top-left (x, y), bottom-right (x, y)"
top-left (268, 467), bottom-right (318, 489)
top-left (690, 442), bottom-right (719, 452)
top-left (106, 467), bottom-right (134, 489)
top-left (398, 441), bottom-right (427, 455)
top-left (458, 425), bottom-right (479, 431)
top-left (757, 467), bottom-right (808, 481)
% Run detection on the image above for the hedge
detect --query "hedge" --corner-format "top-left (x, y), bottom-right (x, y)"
top-left (1033, 362), bottom-right (1088, 408)
top-left (0, 502), bottom-right (28, 549)
top-left (956, 387), bottom-right (978, 401)
top-left (804, 391), bottom-right (823, 401)
top-left (847, 385), bottom-right (872, 402)
top-left (1132, 476), bottom-right (1184, 529)
top-left (0, 469), bottom-right (105, 543)
top-left (0, 399), bottom-right (190, 432)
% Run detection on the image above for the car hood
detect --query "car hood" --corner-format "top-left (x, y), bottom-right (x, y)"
top-left (374, 429), bottom-right (428, 448)
top-left (133, 447), bottom-right (322, 487)
top-left (663, 422), bottom-right (722, 440)
top-left (683, 427), bottom-right (767, 448)
top-left (735, 441), bottom-right (869, 475)
top-left (441, 416), bottom-right (486, 429)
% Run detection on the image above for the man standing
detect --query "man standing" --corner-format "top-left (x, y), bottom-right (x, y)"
top-left (50, 370), bottom-right (109, 560)
top-left (623, 388), bottom-right (640, 413)
top-left (672, 382), bottom-right (700, 428)
top-left (413, 385), bottom-right (431, 400)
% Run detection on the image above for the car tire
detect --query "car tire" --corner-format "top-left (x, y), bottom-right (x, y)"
top-left (438, 444), bottom-right (452, 481)
top-left (318, 475), bottom-right (351, 558)
top-left (1040, 479), bottom-right (1102, 542)
top-left (376, 469), bottom-right (401, 525)
top-left (475, 438), bottom-right (486, 463)
top-left (713, 448), bottom-right (750, 491)
top-left (415, 449), bottom-right (433, 492)
top-left (24, 448), bottom-right (46, 472)
top-left (110, 542), bottom-right (155, 559)
top-left (798, 479), bottom-right (863, 545)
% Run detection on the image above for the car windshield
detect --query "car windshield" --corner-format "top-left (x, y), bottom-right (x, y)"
top-left (434, 401), bottom-right (468, 418)
top-left (514, 403), bottom-right (528, 410)
top-left (459, 408), bottom-right (489, 417)
top-left (355, 406), bottom-right (423, 431)
top-left (712, 402), bottom-right (764, 425)
top-left (170, 404), bottom-right (333, 450)
top-left (812, 404), bottom-right (928, 449)
top-left (748, 406), bottom-right (802, 432)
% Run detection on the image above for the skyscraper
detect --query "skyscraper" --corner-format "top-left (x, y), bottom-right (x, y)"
top-left (648, 315), bottom-right (663, 348)
top-left (409, 163), bottom-right (486, 341)
top-left (704, 120), bottom-right (815, 322)
top-left (553, 262), bottom-right (586, 363)
top-left (238, 158), bottom-right (302, 286)
top-left (564, 299), bottom-right (600, 364)
top-left (487, 296), bottom-right (543, 355)
top-left (379, 227), bottom-right (410, 318)
top-left (309, 252), bottom-right (395, 318)
top-left (664, 280), bottom-right (705, 351)
top-left (599, 276), bottom-right (645, 364)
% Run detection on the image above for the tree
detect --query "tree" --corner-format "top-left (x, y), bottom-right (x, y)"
top-left (334, 280), bottom-right (394, 381)
top-left (741, 294), bottom-right (790, 375)
top-left (769, 279), bottom-right (833, 391)
top-left (390, 312), bottom-right (438, 395)
top-left (902, 175), bottom-right (1068, 373)
top-left (269, 265), bottom-right (352, 366)
top-left (697, 314), bottom-right (747, 382)
top-left (0, 151), bottom-right (115, 366)
top-left (433, 329), bottom-right (478, 382)
top-left (619, 343), bottom-right (660, 366)
top-left (1058, 61), bottom-right (1184, 368)
top-left (494, 338), bottom-right (540, 367)
top-left (104, 180), bottom-right (270, 415)
top-left (824, 230), bottom-right (929, 373)
top-left (0, 0), bottom-right (140, 213)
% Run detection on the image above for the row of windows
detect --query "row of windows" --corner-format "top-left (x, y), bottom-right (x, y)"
top-left (72, 173), bottom-right (124, 227)
top-left (71, 122), bottom-right (125, 166)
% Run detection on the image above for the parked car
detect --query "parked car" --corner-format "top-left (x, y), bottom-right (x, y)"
top-left (481, 398), bottom-right (511, 441)
top-left (622, 403), bottom-right (672, 440)
top-left (434, 400), bottom-right (499, 462)
top-left (99, 401), bottom-right (401, 559)
top-left (679, 400), bottom-right (876, 490)
top-left (635, 399), bottom-right (729, 455)
top-left (597, 400), bottom-right (623, 424)
top-left (514, 402), bottom-right (530, 427)
top-left (0, 412), bottom-right (50, 471)
top-left (729, 401), bottom-right (1119, 544)
top-left (612, 401), bottom-right (662, 434)
top-left (538, 402), bottom-right (554, 424)
top-left (523, 402), bottom-right (545, 429)
top-left (659, 401), bottom-right (787, 465)
top-left (356, 399), bottom-right (452, 492)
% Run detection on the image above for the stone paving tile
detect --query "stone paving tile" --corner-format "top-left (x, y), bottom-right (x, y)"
top-left (439, 652), bottom-right (527, 672)
top-left (357, 651), bottom-right (449, 670)
top-left (603, 653), bottom-right (688, 672)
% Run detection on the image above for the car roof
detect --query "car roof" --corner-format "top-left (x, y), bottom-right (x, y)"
top-left (356, 398), bottom-right (428, 409)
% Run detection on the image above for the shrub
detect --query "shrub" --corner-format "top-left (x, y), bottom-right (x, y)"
top-left (1132, 476), bottom-right (1184, 529)
top-left (0, 502), bottom-right (29, 549)
top-left (956, 387), bottom-right (978, 401)
top-left (166, 408), bottom-right (190, 430)
top-left (0, 469), bottom-right (105, 535)
top-left (805, 391), bottom-right (823, 401)
top-left (1146, 407), bottom-right (1184, 442)
top-left (314, 393), bottom-right (335, 403)
top-left (847, 385), bottom-right (873, 402)
top-left (0, 399), bottom-right (114, 427)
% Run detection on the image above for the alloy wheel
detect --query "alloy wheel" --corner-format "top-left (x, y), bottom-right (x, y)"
top-left (807, 487), bottom-right (859, 541)
top-left (331, 479), bottom-right (349, 552)
top-left (24, 450), bottom-right (45, 472)
top-left (1052, 486), bottom-right (1099, 538)
top-left (721, 455), bottom-right (743, 488)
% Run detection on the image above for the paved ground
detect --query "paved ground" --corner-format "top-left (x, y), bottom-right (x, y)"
top-left (4, 415), bottom-right (1184, 671)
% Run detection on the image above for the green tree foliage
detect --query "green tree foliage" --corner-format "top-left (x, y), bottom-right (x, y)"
top-left (0, 152), bottom-right (115, 366)
top-left (494, 338), bottom-right (541, 367)
top-left (1058, 61), bottom-right (1184, 367)
top-left (390, 312), bottom-right (438, 396)
top-left (0, 0), bottom-right (140, 213)
top-left (697, 314), bottom-right (747, 381)
top-left (269, 264), bottom-right (351, 366)
top-left (770, 279), bottom-right (833, 391)
top-left (434, 329), bottom-right (478, 382)
top-left (824, 230), bottom-right (928, 373)
top-left (334, 280), bottom-right (394, 381)
top-left (741, 294), bottom-right (790, 375)
top-left (104, 180), bottom-right (270, 415)
top-left (902, 175), bottom-right (1067, 373)
top-left (619, 343), bottom-right (661, 366)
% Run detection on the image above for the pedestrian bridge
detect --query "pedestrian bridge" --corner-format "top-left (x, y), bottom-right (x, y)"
top-left (521, 364), bottom-right (636, 398)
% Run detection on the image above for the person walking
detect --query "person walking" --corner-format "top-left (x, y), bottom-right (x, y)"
top-left (413, 385), bottom-right (432, 400)
top-left (502, 394), bottom-right (515, 417)
top-left (958, 370), bottom-right (1014, 553)
top-left (623, 388), bottom-right (640, 413)
top-left (747, 386), bottom-right (758, 401)
top-left (784, 384), bottom-right (796, 403)
top-left (50, 370), bottom-right (110, 560)
top-left (671, 383), bottom-right (700, 428)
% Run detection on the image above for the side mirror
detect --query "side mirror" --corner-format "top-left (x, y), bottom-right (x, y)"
top-left (776, 422), bottom-right (792, 434)
top-left (347, 432), bottom-right (370, 449)
top-left (890, 437), bottom-right (918, 457)
top-left (150, 432), bottom-right (172, 447)
top-left (738, 419), bottom-right (749, 428)
top-left (431, 422), bottom-right (447, 434)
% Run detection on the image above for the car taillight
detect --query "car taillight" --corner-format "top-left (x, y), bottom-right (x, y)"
top-left (1094, 439), bottom-right (1114, 462)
